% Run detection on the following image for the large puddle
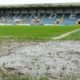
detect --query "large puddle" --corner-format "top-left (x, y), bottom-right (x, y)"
top-left (0, 41), bottom-right (80, 79)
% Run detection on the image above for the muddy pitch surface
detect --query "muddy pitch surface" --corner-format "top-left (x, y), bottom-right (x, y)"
top-left (0, 41), bottom-right (80, 78)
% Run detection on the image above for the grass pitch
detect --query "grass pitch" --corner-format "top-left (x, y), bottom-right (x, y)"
top-left (0, 25), bottom-right (79, 41)
top-left (62, 29), bottom-right (80, 40)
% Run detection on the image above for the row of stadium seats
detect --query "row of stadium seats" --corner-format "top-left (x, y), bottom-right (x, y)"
top-left (0, 13), bottom-right (80, 25)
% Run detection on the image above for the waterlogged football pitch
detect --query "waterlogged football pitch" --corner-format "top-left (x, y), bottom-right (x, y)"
top-left (0, 25), bottom-right (80, 41)
top-left (0, 25), bottom-right (80, 80)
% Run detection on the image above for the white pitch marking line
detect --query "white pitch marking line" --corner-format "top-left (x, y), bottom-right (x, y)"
top-left (52, 29), bottom-right (80, 40)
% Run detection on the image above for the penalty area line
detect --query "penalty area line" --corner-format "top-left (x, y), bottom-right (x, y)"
top-left (52, 29), bottom-right (80, 40)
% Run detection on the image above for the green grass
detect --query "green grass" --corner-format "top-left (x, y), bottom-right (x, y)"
top-left (62, 29), bottom-right (80, 40)
top-left (0, 25), bottom-right (79, 41)
top-left (0, 68), bottom-right (48, 80)
top-left (0, 68), bottom-right (77, 80)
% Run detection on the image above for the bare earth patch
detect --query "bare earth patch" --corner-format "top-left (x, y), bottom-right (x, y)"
top-left (0, 41), bottom-right (80, 79)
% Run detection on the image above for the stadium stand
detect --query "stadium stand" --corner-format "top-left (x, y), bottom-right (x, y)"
top-left (0, 3), bottom-right (80, 25)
